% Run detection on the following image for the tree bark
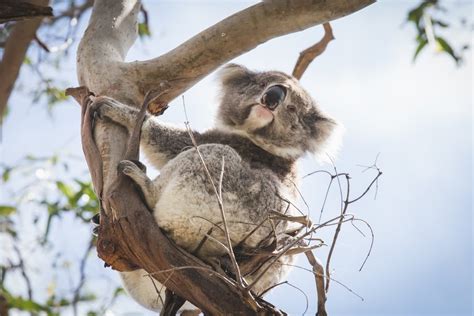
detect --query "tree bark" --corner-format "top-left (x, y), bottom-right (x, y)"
top-left (0, 0), bottom-right (52, 24)
top-left (74, 0), bottom-right (375, 313)
top-left (0, 0), bottom-right (49, 119)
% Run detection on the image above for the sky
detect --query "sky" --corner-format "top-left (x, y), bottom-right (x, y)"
top-left (1, 1), bottom-right (472, 315)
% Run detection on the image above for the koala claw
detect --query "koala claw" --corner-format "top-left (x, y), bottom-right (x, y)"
top-left (90, 98), bottom-right (113, 120)
top-left (91, 213), bottom-right (100, 225)
top-left (118, 160), bottom-right (140, 176)
top-left (91, 213), bottom-right (100, 236)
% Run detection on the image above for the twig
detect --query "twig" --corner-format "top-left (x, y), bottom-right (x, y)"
top-left (246, 226), bottom-right (318, 291)
top-left (12, 244), bottom-right (33, 301)
top-left (325, 173), bottom-right (350, 292)
top-left (292, 23), bottom-right (335, 80)
top-left (50, 0), bottom-right (93, 23)
top-left (351, 218), bottom-right (375, 271)
top-left (34, 34), bottom-right (50, 52)
top-left (259, 281), bottom-right (309, 315)
top-left (72, 239), bottom-right (94, 316)
top-left (305, 251), bottom-right (327, 316)
top-left (282, 263), bottom-right (364, 301)
top-left (181, 96), bottom-right (244, 289)
top-left (349, 169), bottom-right (382, 204)
top-left (148, 266), bottom-right (236, 288)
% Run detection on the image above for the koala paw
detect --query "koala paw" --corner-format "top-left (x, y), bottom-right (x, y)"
top-left (118, 160), bottom-right (142, 177)
top-left (90, 96), bottom-right (117, 120)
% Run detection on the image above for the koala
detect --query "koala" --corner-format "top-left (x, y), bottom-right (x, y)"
top-left (92, 64), bottom-right (339, 313)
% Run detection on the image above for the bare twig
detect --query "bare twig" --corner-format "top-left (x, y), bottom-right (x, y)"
top-left (34, 34), bottom-right (50, 52)
top-left (282, 263), bottom-right (364, 301)
top-left (72, 239), bottom-right (94, 316)
top-left (246, 226), bottom-right (318, 291)
top-left (351, 218), bottom-right (375, 271)
top-left (182, 97), bottom-right (244, 289)
top-left (50, 0), bottom-right (94, 23)
top-left (305, 251), bottom-right (327, 316)
top-left (292, 23), bottom-right (335, 80)
top-left (260, 281), bottom-right (309, 315)
top-left (325, 173), bottom-right (349, 292)
top-left (349, 168), bottom-right (383, 204)
top-left (148, 266), bottom-right (236, 288)
top-left (12, 244), bottom-right (33, 301)
top-left (324, 162), bottom-right (381, 292)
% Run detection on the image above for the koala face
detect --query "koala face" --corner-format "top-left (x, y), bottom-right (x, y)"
top-left (216, 64), bottom-right (340, 159)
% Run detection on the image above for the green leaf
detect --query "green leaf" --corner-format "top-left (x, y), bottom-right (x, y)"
top-left (3, 292), bottom-right (53, 314)
top-left (23, 56), bottom-right (32, 65)
top-left (138, 22), bottom-right (151, 37)
top-left (2, 167), bottom-right (11, 182)
top-left (0, 205), bottom-right (16, 216)
top-left (56, 181), bottom-right (74, 200)
top-left (413, 38), bottom-right (428, 61)
top-left (435, 36), bottom-right (460, 63)
top-left (45, 86), bottom-right (68, 106)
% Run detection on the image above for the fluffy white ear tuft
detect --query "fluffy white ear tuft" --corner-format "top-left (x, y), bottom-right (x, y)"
top-left (311, 119), bottom-right (345, 163)
top-left (217, 63), bottom-right (254, 87)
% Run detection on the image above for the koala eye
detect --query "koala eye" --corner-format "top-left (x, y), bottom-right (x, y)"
top-left (261, 85), bottom-right (287, 110)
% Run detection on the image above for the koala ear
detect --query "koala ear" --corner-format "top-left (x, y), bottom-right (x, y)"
top-left (218, 63), bottom-right (255, 87)
top-left (307, 112), bottom-right (344, 162)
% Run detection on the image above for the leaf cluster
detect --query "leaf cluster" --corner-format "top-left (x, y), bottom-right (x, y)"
top-left (406, 0), bottom-right (469, 64)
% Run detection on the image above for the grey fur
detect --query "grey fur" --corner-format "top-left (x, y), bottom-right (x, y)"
top-left (92, 64), bottom-right (339, 312)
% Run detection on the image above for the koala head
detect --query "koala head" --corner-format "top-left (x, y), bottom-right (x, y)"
top-left (216, 64), bottom-right (341, 160)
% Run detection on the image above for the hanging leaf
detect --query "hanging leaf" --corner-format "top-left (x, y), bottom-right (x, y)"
top-left (413, 38), bottom-right (428, 61)
top-left (56, 181), bottom-right (74, 201)
top-left (0, 205), bottom-right (16, 216)
top-left (435, 36), bottom-right (460, 63)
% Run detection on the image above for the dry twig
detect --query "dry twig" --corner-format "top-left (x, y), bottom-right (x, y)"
top-left (182, 97), bottom-right (244, 289)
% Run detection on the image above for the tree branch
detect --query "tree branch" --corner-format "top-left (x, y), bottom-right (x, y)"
top-left (292, 23), bottom-right (334, 80)
top-left (0, 0), bottom-right (52, 24)
top-left (77, 0), bottom-right (375, 106)
top-left (0, 0), bottom-right (50, 119)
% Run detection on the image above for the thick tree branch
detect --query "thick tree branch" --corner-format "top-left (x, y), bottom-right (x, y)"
top-left (0, 0), bottom-right (49, 119)
top-left (0, 0), bottom-right (52, 24)
top-left (77, 0), bottom-right (375, 106)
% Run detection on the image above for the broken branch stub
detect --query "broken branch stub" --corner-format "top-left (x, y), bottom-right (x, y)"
top-left (292, 23), bottom-right (335, 80)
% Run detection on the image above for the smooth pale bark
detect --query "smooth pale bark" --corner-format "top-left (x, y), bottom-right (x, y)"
top-left (75, 0), bottom-right (375, 313)
top-left (78, 0), bottom-right (375, 105)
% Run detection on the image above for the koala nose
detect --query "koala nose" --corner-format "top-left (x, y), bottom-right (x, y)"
top-left (261, 85), bottom-right (287, 110)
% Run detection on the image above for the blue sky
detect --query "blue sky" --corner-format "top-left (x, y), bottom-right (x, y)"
top-left (1, 1), bottom-right (472, 315)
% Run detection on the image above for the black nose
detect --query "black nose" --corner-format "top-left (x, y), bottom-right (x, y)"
top-left (261, 85), bottom-right (287, 110)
